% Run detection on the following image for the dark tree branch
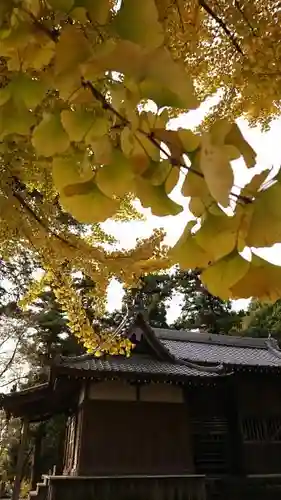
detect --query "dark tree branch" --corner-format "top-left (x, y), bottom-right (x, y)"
top-left (0, 337), bottom-right (22, 379)
top-left (12, 191), bottom-right (77, 249)
top-left (199, 0), bottom-right (244, 55)
top-left (234, 0), bottom-right (257, 34)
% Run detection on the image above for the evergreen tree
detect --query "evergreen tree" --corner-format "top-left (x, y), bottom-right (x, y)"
top-left (125, 268), bottom-right (244, 333)
top-left (242, 299), bottom-right (281, 340)
top-left (174, 272), bottom-right (244, 334)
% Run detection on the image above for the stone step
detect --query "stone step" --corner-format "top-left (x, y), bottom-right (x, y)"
top-left (28, 483), bottom-right (48, 500)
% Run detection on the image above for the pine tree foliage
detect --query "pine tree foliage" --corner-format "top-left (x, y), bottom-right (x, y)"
top-left (0, 0), bottom-right (280, 352)
top-left (172, 271), bottom-right (243, 334)
top-left (126, 268), bottom-right (243, 333)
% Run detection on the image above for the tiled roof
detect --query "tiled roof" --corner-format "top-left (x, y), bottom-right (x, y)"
top-left (154, 329), bottom-right (281, 369)
top-left (55, 321), bottom-right (281, 380)
top-left (58, 353), bottom-right (217, 379)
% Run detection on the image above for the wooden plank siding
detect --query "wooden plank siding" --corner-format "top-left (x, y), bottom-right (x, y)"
top-left (78, 399), bottom-right (194, 475)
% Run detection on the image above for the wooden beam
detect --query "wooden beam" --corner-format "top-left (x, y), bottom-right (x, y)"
top-left (12, 417), bottom-right (29, 500)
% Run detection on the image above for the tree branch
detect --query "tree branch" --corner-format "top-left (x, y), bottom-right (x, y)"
top-left (0, 337), bottom-right (22, 379)
top-left (199, 0), bottom-right (244, 55)
top-left (234, 0), bottom-right (257, 35)
top-left (12, 191), bottom-right (77, 249)
top-left (0, 374), bottom-right (29, 389)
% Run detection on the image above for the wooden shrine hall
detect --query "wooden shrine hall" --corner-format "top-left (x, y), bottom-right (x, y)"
top-left (2, 314), bottom-right (281, 500)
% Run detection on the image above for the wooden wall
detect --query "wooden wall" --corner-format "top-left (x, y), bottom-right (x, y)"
top-left (76, 381), bottom-right (194, 475)
top-left (62, 373), bottom-right (281, 478)
top-left (235, 374), bottom-right (281, 474)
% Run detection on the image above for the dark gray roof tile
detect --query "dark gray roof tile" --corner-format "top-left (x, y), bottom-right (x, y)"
top-left (154, 328), bottom-right (270, 348)
top-left (159, 338), bottom-right (281, 368)
top-left (60, 354), bottom-right (216, 378)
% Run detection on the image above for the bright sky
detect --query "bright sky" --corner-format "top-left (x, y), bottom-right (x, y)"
top-left (103, 97), bottom-right (281, 324)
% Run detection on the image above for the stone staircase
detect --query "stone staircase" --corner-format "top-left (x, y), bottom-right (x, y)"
top-left (29, 475), bottom-right (49, 500)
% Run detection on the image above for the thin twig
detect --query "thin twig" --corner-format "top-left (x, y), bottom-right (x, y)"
top-left (0, 338), bottom-right (21, 379)
top-left (0, 375), bottom-right (29, 389)
top-left (12, 191), bottom-right (77, 249)
top-left (234, 0), bottom-right (257, 35)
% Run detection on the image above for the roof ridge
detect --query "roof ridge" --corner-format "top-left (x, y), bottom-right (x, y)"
top-left (154, 328), bottom-right (270, 349)
top-left (265, 338), bottom-right (281, 360)
top-left (137, 316), bottom-right (224, 375)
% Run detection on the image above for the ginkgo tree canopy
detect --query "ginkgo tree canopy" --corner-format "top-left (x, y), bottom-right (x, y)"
top-left (0, 0), bottom-right (280, 353)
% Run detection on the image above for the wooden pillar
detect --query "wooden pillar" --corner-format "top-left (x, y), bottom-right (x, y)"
top-left (12, 417), bottom-right (29, 500)
top-left (56, 416), bottom-right (67, 475)
top-left (223, 378), bottom-right (244, 475)
top-left (31, 422), bottom-right (45, 490)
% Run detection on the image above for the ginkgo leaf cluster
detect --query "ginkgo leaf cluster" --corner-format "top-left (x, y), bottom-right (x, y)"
top-left (0, 0), bottom-right (280, 352)
top-left (158, 0), bottom-right (281, 127)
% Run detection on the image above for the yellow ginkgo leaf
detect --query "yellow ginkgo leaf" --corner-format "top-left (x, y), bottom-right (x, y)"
top-left (143, 160), bottom-right (171, 186)
top-left (165, 166), bottom-right (180, 194)
top-left (61, 109), bottom-right (95, 142)
top-left (209, 119), bottom-right (232, 146)
top-left (111, 0), bottom-right (164, 49)
top-left (59, 184), bottom-right (119, 224)
top-left (170, 221), bottom-right (212, 269)
top-left (10, 74), bottom-right (47, 110)
top-left (0, 100), bottom-right (35, 138)
top-left (87, 0), bottom-right (110, 24)
top-left (225, 123), bottom-right (256, 168)
top-left (195, 211), bottom-right (241, 262)
top-left (48, 0), bottom-right (74, 11)
top-left (121, 127), bottom-right (159, 172)
top-left (201, 252), bottom-right (250, 299)
top-left (80, 40), bottom-right (145, 82)
top-left (135, 177), bottom-right (183, 217)
top-left (189, 197), bottom-right (206, 217)
top-left (91, 136), bottom-right (113, 164)
top-left (70, 6), bottom-right (88, 23)
top-left (240, 169), bottom-right (271, 200)
top-left (246, 181), bottom-right (281, 247)
top-left (140, 47), bottom-right (198, 110)
top-left (96, 150), bottom-right (136, 198)
top-left (178, 129), bottom-right (201, 152)
top-left (32, 113), bottom-right (70, 157)
top-left (152, 128), bottom-right (183, 163)
top-left (200, 132), bottom-right (234, 207)
top-left (181, 167), bottom-right (209, 198)
top-left (84, 117), bottom-right (108, 146)
top-left (236, 203), bottom-right (254, 252)
top-left (22, 40), bottom-right (56, 71)
top-left (52, 155), bottom-right (93, 193)
top-left (0, 86), bottom-right (11, 106)
top-left (54, 24), bottom-right (92, 76)
top-left (230, 254), bottom-right (281, 302)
